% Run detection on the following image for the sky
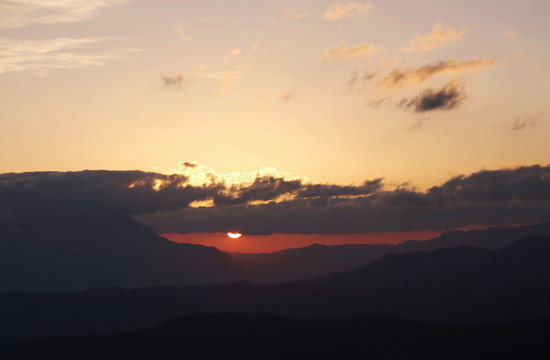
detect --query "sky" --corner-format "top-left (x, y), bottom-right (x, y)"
top-left (1, 1), bottom-right (550, 252)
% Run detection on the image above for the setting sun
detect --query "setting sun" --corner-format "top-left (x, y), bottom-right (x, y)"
top-left (227, 232), bottom-right (242, 239)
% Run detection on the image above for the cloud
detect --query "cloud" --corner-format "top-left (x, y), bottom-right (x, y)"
top-left (283, 8), bottom-right (308, 21)
top-left (279, 89), bottom-right (294, 102)
top-left (323, 2), bottom-right (373, 21)
top-left (399, 78), bottom-right (466, 112)
top-left (219, 63), bottom-right (250, 93)
top-left (0, 37), bottom-right (132, 76)
top-left (3, 164), bottom-right (550, 235)
top-left (321, 43), bottom-right (380, 63)
top-left (502, 30), bottom-right (517, 39)
top-left (347, 68), bottom-right (376, 90)
top-left (0, 163), bottom-right (379, 215)
top-left (161, 74), bottom-right (184, 89)
top-left (404, 22), bottom-right (468, 52)
top-left (0, 0), bottom-right (129, 29)
top-left (512, 109), bottom-right (545, 131)
top-left (224, 48), bottom-right (241, 64)
top-left (377, 58), bottom-right (495, 89)
top-left (174, 22), bottom-right (192, 42)
top-left (159, 64), bottom-right (209, 91)
top-left (0, 170), bottom-right (220, 216)
top-left (134, 165), bottom-right (550, 234)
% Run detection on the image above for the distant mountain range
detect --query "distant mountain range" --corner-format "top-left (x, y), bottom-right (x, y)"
top-left (2, 313), bottom-right (549, 360)
top-left (2, 236), bottom-right (550, 343)
top-left (0, 211), bottom-right (248, 292)
top-left (2, 209), bottom-right (550, 292)
top-left (230, 222), bottom-right (550, 282)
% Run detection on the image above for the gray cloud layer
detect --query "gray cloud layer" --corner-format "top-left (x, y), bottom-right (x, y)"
top-left (2, 165), bottom-right (550, 233)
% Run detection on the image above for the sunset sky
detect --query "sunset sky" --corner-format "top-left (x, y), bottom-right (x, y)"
top-left (1, 1), bottom-right (550, 252)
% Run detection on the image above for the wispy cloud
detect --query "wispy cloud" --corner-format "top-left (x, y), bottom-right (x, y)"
top-left (512, 109), bottom-right (545, 131)
top-left (399, 78), bottom-right (466, 112)
top-left (219, 63), bottom-right (250, 93)
top-left (161, 74), bottom-right (184, 90)
top-left (0, 0), bottom-right (129, 29)
top-left (502, 30), bottom-right (517, 39)
top-left (159, 64), bottom-right (209, 91)
top-left (174, 22), bottom-right (192, 42)
top-left (282, 8), bottom-right (308, 21)
top-left (0, 37), bottom-right (132, 75)
top-left (323, 2), bottom-right (372, 21)
top-left (377, 58), bottom-right (495, 89)
top-left (404, 22), bottom-right (468, 52)
top-left (224, 48), bottom-right (241, 64)
top-left (321, 43), bottom-right (380, 63)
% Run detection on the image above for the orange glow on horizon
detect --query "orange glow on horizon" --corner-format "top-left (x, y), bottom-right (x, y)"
top-left (162, 230), bottom-right (466, 253)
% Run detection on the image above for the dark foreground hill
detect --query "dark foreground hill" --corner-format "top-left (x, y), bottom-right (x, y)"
top-left (228, 222), bottom-right (550, 283)
top-left (1, 313), bottom-right (549, 360)
top-left (2, 236), bottom-right (550, 344)
top-left (0, 211), bottom-right (248, 292)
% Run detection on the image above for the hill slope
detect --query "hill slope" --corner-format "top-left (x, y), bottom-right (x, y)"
top-left (2, 313), bottom-right (550, 360)
top-left (0, 211), bottom-right (248, 292)
top-left (2, 236), bottom-right (550, 343)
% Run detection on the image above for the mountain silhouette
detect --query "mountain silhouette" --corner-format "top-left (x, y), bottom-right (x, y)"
top-left (229, 222), bottom-right (550, 283)
top-left (2, 313), bottom-right (549, 359)
top-left (0, 210), bottom-right (248, 292)
top-left (3, 207), bottom-right (550, 292)
top-left (2, 236), bottom-right (550, 343)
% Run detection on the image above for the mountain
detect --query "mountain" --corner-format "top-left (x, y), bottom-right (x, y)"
top-left (3, 206), bottom-right (549, 292)
top-left (2, 313), bottom-right (550, 360)
top-left (0, 210), bottom-right (248, 292)
top-left (2, 236), bottom-right (550, 343)
top-left (228, 222), bottom-right (550, 283)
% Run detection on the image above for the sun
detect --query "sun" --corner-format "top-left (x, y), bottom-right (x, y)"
top-left (227, 232), bottom-right (242, 239)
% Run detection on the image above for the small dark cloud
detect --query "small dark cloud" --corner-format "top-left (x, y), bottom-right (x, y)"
top-left (366, 97), bottom-right (389, 109)
top-left (512, 109), bottom-right (545, 131)
top-left (162, 74), bottom-right (184, 90)
top-left (410, 118), bottom-right (429, 130)
top-left (347, 68), bottom-right (376, 91)
top-left (279, 89), bottom-right (294, 102)
top-left (400, 79), bottom-right (466, 112)
top-left (179, 161), bottom-right (199, 169)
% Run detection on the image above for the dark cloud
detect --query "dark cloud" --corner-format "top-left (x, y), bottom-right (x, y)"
top-left (296, 179), bottom-right (382, 198)
top-left (3, 166), bottom-right (550, 234)
top-left (0, 170), bottom-right (381, 217)
top-left (347, 69), bottom-right (376, 90)
top-left (213, 176), bottom-right (303, 206)
top-left (179, 161), bottom-right (199, 169)
top-left (0, 170), bottom-right (220, 215)
top-left (135, 165), bottom-right (550, 234)
top-left (512, 109), bottom-right (545, 131)
top-left (279, 89), bottom-right (294, 102)
top-left (400, 79), bottom-right (466, 112)
top-left (162, 74), bottom-right (184, 90)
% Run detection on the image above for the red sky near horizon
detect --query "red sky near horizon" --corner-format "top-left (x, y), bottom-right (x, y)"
top-left (163, 230), bottom-right (449, 253)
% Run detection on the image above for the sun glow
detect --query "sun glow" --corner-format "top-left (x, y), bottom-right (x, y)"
top-left (227, 232), bottom-right (242, 239)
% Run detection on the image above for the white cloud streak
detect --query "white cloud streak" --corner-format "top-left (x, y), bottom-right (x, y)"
top-left (0, 0), bottom-right (129, 29)
top-left (0, 37), bottom-right (132, 75)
